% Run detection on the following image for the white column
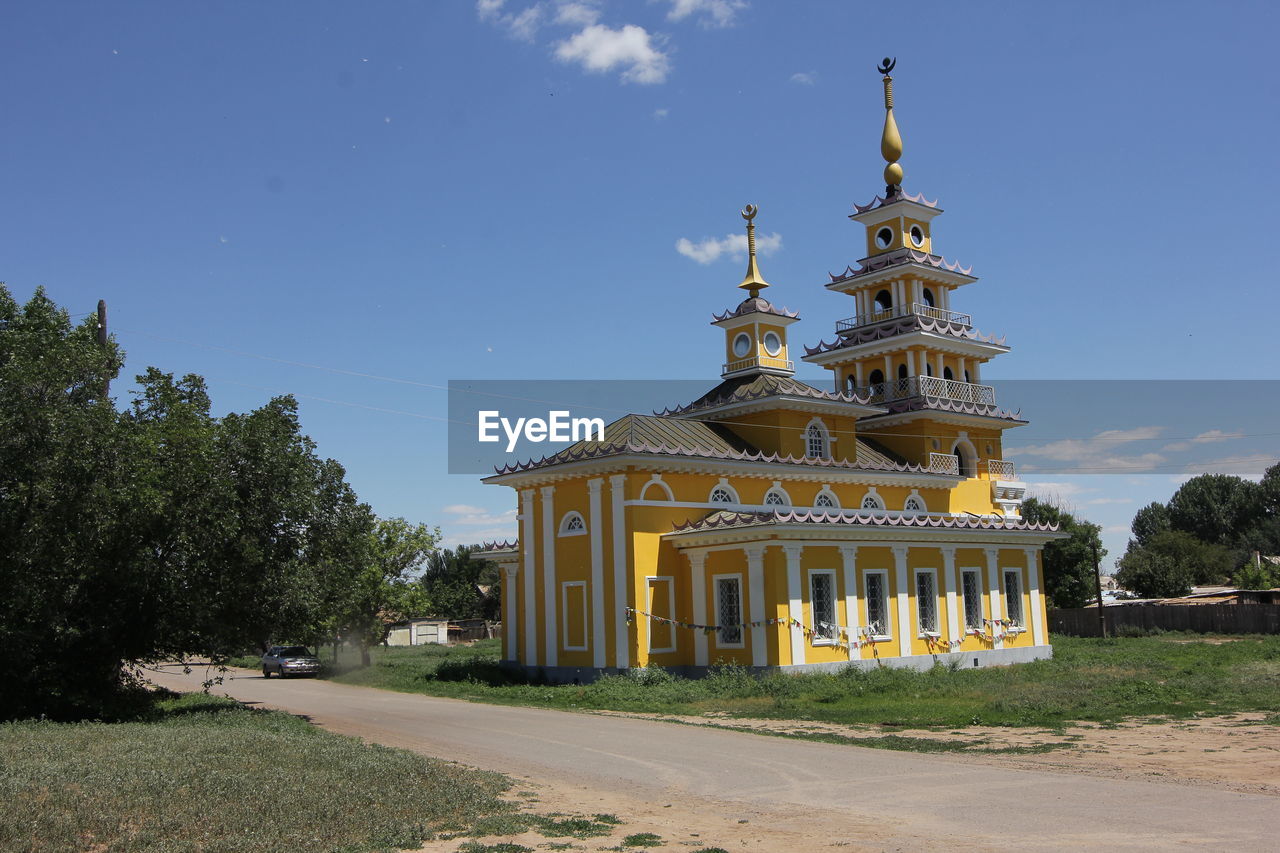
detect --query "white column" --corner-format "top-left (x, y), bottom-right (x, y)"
top-left (941, 286), bottom-right (951, 310)
top-left (782, 544), bottom-right (805, 666)
top-left (972, 360), bottom-right (982, 383)
top-left (882, 354), bottom-right (893, 382)
top-left (892, 545), bottom-right (912, 658)
top-left (1025, 548), bottom-right (1046, 646)
top-left (936, 352), bottom-right (945, 378)
top-left (520, 489), bottom-right (537, 666)
top-left (609, 474), bottom-right (629, 669)
top-left (906, 349), bottom-right (917, 377)
top-left (854, 361), bottom-right (865, 387)
top-left (587, 478), bottom-right (606, 668)
top-left (912, 278), bottom-right (923, 306)
top-left (839, 545), bottom-right (859, 661)
top-left (540, 486), bottom-right (557, 667)
top-left (855, 289), bottom-right (865, 320)
top-left (745, 544), bottom-right (767, 667)
top-left (689, 550), bottom-right (709, 667)
top-left (504, 564), bottom-right (519, 662)
top-left (958, 356), bottom-right (967, 383)
top-left (941, 546), bottom-right (960, 646)
top-left (985, 547), bottom-right (1004, 650)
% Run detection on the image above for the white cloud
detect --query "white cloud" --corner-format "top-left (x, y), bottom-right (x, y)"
top-left (476, 0), bottom-right (544, 42)
top-left (666, 0), bottom-right (746, 27)
top-left (555, 0), bottom-right (600, 26)
top-left (441, 505), bottom-right (518, 527)
top-left (555, 23), bottom-right (671, 84)
top-left (653, 107), bottom-right (669, 119)
top-left (790, 71), bottom-right (816, 85)
top-left (1192, 429), bottom-right (1244, 444)
top-left (675, 231), bottom-right (782, 264)
top-left (1087, 496), bottom-right (1133, 505)
top-left (1007, 426), bottom-right (1167, 473)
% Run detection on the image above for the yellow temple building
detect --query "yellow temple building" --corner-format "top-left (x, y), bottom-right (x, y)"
top-left (479, 61), bottom-right (1065, 680)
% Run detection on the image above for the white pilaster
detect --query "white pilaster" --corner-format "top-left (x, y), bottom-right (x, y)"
top-left (941, 545), bottom-right (960, 646)
top-left (854, 361), bottom-right (865, 387)
top-left (958, 356), bottom-right (967, 383)
top-left (540, 486), bottom-right (557, 667)
top-left (782, 544), bottom-right (805, 666)
top-left (520, 490), bottom-right (537, 666)
top-left (892, 545), bottom-right (912, 658)
top-left (587, 478), bottom-right (606, 668)
top-left (912, 278), bottom-right (923, 306)
top-left (839, 545), bottom-right (859, 661)
top-left (1025, 548), bottom-right (1046, 646)
top-left (503, 565), bottom-right (519, 661)
top-left (972, 360), bottom-right (982, 383)
top-left (985, 547), bottom-right (1004, 650)
top-left (936, 352), bottom-right (945, 378)
top-left (906, 349), bottom-right (917, 378)
top-left (609, 474), bottom-right (629, 669)
top-left (745, 544), bottom-right (767, 667)
top-left (689, 550), bottom-right (709, 667)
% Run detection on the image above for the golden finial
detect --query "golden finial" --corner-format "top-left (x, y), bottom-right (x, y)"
top-left (878, 57), bottom-right (904, 193)
top-left (738, 204), bottom-right (770, 297)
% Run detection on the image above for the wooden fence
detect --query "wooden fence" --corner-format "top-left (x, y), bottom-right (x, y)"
top-left (1050, 604), bottom-right (1280, 636)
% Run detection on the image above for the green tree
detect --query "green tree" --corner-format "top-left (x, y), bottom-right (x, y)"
top-left (1166, 473), bottom-right (1262, 549)
top-left (1130, 501), bottom-right (1171, 548)
top-left (1115, 530), bottom-right (1236, 598)
top-left (336, 517), bottom-right (439, 666)
top-left (1019, 498), bottom-right (1105, 609)
top-left (420, 546), bottom-right (501, 621)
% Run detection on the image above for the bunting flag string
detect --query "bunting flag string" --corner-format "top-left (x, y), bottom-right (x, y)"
top-left (623, 607), bottom-right (884, 652)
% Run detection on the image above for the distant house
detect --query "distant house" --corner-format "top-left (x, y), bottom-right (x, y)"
top-left (385, 618), bottom-right (450, 646)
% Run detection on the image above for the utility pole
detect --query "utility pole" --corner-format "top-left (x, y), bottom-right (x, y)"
top-left (97, 299), bottom-right (109, 400)
top-left (1092, 541), bottom-right (1107, 638)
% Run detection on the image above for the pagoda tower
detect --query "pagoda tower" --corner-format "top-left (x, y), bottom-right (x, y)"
top-left (801, 59), bottom-right (1026, 514)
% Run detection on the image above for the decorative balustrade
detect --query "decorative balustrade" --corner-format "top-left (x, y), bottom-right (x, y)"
top-left (835, 302), bottom-right (972, 333)
top-left (722, 356), bottom-right (794, 374)
top-left (987, 459), bottom-right (1016, 479)
top-left (928, 452), bottom-right (960, 475)
top-left (857, 375), bottom-right (996, 406)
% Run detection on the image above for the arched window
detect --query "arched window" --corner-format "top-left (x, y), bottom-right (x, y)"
top-left (814, 489), bottom-right (839, 510)
top-left (897, 363), bottom-right (908, 381)
top-left (640, 476), bottom-right (674, 501)
top-left (763, 489), bottom-right (789, 506)
top-left (925, 363), bottom-right (934, 377)
top-left (904, 494), bottom-right (927, 514)
top-left (943, 366), bottom-right (954, 381)
top-left (922, 288), bottom-right (935, 308)
top-left (860, 492), bottom-right (886, 511)
top-left (709, 482), bottom-right (738, 504)
top-left (952, 440), bottom-right (978, 478)
top-left (868, 368), bottom-right (885, 387)
top-left (845, 373), bottom-right (857, 393)
top-left (805, 422), bottom-right (829, 459)
top-left (558, 512), bottom-right (586, 536)
top-left (873, 289), bottom-right (892, 313)
top-left (964, 370), bottom-right (972, 384)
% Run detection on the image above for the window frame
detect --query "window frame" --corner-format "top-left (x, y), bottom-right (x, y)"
top-left (804, 420), bottom-right (830, 460)
top-left (708, 481), bottom-right (739, 504)
top-left (961, 568), bottom-right (983, 631)
top-left (808, 569), bottom-right (839, 645)
top-left (645, 575), bottom-right (677, 654)
top-left (915, 569), bottom-right (940, 637)
top-left (560, 581), bottom-right (588, 652)
top-left (863, 569), bottom-right (891, 641)
top-left (1003, 569), bottom-right (1026, 630)
top-left (712, 573), bottom-right (745, 649)
top-left (558, 511), bottom-right (587, 537)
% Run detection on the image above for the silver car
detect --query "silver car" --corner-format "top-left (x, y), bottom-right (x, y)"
top-left (261, 645), bottom-right (321, 678)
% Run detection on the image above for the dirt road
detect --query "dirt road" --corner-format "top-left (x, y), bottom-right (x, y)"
top-left (147, 664), bottom-right (1278, 851)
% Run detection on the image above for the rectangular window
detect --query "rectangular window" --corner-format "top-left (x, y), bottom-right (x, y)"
top-left (915, 570), bottom-right (938, 635)
top-left (715, 575), bottom-right (743, 647)
top-left (864, 571), bottom-right (890, 638)
top-left (1004, 570), bottom-right (1025, 628)
top-left (561, 582), bottom-right (588, 651)
top-left (646, 576), bottom-right (676, 653)
top-left (809, 571), bottom-right (837, 643)
top-left (961, 569), bottom-right (983, 630)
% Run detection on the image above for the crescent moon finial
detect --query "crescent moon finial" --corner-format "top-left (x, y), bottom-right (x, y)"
top-left (877, 56), bottom-right (896, 75)
top-left (740, 203), bottom-right (757, 222)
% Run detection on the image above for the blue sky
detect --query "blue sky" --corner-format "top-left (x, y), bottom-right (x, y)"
top-left (3, 1), bottom-right (1277, 566)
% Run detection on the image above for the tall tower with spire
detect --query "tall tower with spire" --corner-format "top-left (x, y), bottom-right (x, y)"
top-left (802, 59), bottom-right (1026, 512)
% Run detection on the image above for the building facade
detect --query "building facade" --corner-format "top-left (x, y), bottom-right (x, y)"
top-left (479, 63), bottom-right (1065, 680)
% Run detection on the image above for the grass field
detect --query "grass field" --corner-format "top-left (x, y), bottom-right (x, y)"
top-left (0, 693), bottom-right (516, 853)
top-left (321, 634), bottom-right (1280, 730)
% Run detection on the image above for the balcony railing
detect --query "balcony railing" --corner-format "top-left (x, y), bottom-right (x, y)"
top-left (856, 375), bottom-right (996, 406)
top-left (722, 356), bottom-right (794, 374)
top-left (928, 452), bottom-right (960, 475)
top-left (835, 302), bottom-right (972, 333)
top-left (987, 459), bottom-right (1016, 479)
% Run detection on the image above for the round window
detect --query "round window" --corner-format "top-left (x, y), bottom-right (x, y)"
top-left (762, 331), bottom-right (782, 357)
top-left (875, 227), bottom-right (893, 249)
top-left (732, 333), bottom-right (751, 358)
top-left (909, 224), bottom-right (925, 247)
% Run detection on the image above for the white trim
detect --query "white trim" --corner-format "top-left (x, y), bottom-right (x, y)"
top-left (645, 575), bottom-right (677, 654)
top-left (860, 487), bottom-right (886, 511)
top-left (862, 568), bottom-right (891, 642)
top-left (540, 486), bottom-right (557, 667)
top-left (808, 568), bottom-right (839, 646)
top-left (914, 568), bottom-right (940, 637)
top-left (561, 581), bottom-right (588, 652)
top-left (763, 480), bottom-right (792, 507)
top-left (1025, 548), bottom-right (1046, 646)
top-left (804, 418), bottom-right (832, 459)
top-left (745, 544), bottom-right (767, 666)
top-left (985, 548), bottom-right (1004, 650)
top-left (782, 544), bottom-right (805, 665)
top-left (708, 477), bottom-right (740, 505)
top-left (893, 546), bottom-right (912, 658)
top-left (503, 564), bottom-right (519, 662)
top-left (558, 510), bottom-right (587, 537)
top-left (762, 330), bottom-right (783, 357)
top-left (588, 478), bottom-right (606, 668)
top-left (520, 490), bottom-right (537, 666)
top-left (814, 485), bottom-right (840, 509)
top-left (941, 546), bottom-right (960, 645)
top-left (639, 474), bottom-right (674, 502)
top-left (712, 572), bottom-right (746, 650)
top-left (689, 551), bottom-right (709, 666)
top-left (960, 567), bottom-right (984, 632)
top-left (1003, 568), bottom-right (1026, 630)
top-left (610, 474), bottom-right (629, 669)
top-left (903, 490), bottom-right (927, 514)
top-left (839, 545), bottom-right (859, 661)
top-left (731, 331), bottom-right (751, 358)
top-left (951, 436), bottom-right (979, 479)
